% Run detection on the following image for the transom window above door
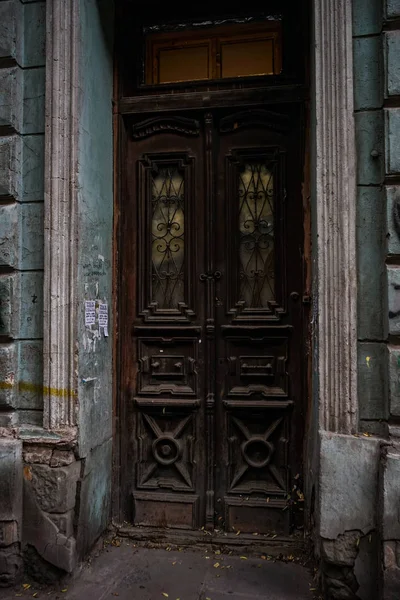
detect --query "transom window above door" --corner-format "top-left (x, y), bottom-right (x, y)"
top-left (145, 21), bottom-right (282, 85)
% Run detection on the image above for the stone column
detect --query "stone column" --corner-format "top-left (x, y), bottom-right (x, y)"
top-left (43, 0), bottom-right (80, 430)
top-left (314, 0), bottom-right (358, 435)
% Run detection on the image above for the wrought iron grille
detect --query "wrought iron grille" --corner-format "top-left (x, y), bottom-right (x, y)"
top-left (238, 161), bottom-right (275, 308)
top-left (151, 166), bottom-right (185, 309)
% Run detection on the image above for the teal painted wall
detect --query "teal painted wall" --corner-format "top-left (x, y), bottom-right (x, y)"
top-left (353, 0), bottom-right (389, 435)
top-left (0, 0), bottom-right (46, 428)
top-left (75, 0), bottom-right (114, 556)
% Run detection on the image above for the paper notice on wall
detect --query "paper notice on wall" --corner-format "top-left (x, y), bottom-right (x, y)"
top-left (85, 300), bottom-right (96, 326)
top-left (98, 303), bottom-right (109, 336)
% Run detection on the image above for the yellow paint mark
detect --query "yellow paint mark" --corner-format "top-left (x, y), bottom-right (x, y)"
top-left (0, 381), bottom-right (77, 397)
top-left (366, 356), bottom-right (371, 368)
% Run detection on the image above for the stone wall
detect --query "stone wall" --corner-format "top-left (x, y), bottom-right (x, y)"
top-left (0, 0), bottom-right (114, 586)
top-left (0, 0), bottom-right (45, 585)
top-left (381, 1), bottom-right (400, 597)
top-left (317, 1), bottom-right (400, 599)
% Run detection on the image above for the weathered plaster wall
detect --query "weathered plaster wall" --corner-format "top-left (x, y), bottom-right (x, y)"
top-left (0, 0), bottom-right (114, 585)
top-left (75, 0), bottom-right (114, 558)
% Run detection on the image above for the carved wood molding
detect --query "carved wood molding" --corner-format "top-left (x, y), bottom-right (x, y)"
top-left (131, 116), bottom-right (200, 139)
top-left (314, 0), bottom-right (357, 433)
top-left (43, 0), bottom-right (80, 429)
top-left (219, 109), bottom-right (289, 134)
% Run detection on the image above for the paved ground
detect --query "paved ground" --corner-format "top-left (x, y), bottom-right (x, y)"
top-left (0, 541), bottom-right (319, 600)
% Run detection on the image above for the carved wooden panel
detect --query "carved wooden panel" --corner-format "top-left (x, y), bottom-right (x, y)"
top-left (137, 337), bottom-right (198, 397)
top-left (226, 408), bottom-right (289, 496)
top-left (136, 411), bottom-right (197, 492)
top-left (223, 335), bottom-right (289, 398)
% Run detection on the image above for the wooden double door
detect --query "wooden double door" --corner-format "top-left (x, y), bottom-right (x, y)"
top-left (120, 104), bottom-right (305, 535)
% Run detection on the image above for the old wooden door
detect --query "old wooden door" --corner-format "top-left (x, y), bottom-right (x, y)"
top-left (120, 105), bottom-right (304, 535)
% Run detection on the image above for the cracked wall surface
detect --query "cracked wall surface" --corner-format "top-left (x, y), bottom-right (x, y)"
top-left (0, 0), bottom-right (114, 586)
top-left (0, 0), bottom-right (45, 585)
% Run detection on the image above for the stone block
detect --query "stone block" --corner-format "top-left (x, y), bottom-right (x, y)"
top-left (23, 481), bottom-right (77, 573)
top-left (0, 134), bottom-right (44, 202)
top-left (0, 275), bottom-right (13, 338)
top-left (360, 419), bottom-right (389, 437)
top-left (353, 0), bottom-right (381, 36)
top-left (0, 343), bottom-right (16, 408)
top-left (23, 445), bottom-right (52, 465)
top-left (0, 67), bottom-right (44, 134)
top-left (77, 439), bottom-right (112, 557)
top-left (357, 186), bottom-right (385, 339)
top-left (18, 410), bottom-right (43, 426)
top-left (385, 32), bottom-right (400, 97)
top-left (387, 266), bottom-right (400, 335)
top-left (0, 412), bottom-right (18, 428)
top-left (21, 135), bottom-right (44, 202)
top-left (0, 272), bottom-right (43, 339)
top-left (0, 543), bottom-right (22, 586)
top-left (386, 109), bottom-right (400, 175)
top-left (354, 531), bottom-right (379, 600)
top-left (388, 345), bottom-right (400, 416)
top-left (0, 136), bottom-right (18, 200)
top-left (29, 461), bottom-right (81, 513)
top-left (0, 1), bottom-right (16, 61)
top-left (319, 432), bottom-right (380, 539)
top-left (321, 531), bottom-right (360, 566)
top-left (48, 510), bottom-right (74, 538)
top-left (0, 341), bottom-right (43, 410)
top-left (0, 438), bottom-right (22, 523)
top-left (386, 0), bottom-right (400, 19)
top-left (382, 541), bottom-right (400, 600)
top-left (20, 2), bottom-right (45, 68)
top-left (358, 342), bottom-right (388, 420)
top-left (381, 449), bottom-right (400, 541)
top-left (23, 67), bottom-right (45, 134)
top-left (0, 521), bottom-right (18, 547)
top-left (17, 341), bottom-right (43, 410)
top-left (353, 36), bottom-right (382, 110)
top-left (355, 111), bottom-right (384, 185)
top-left (20, 203), bottom-right (44, 269)
top-left (0, 203), bottom-right (17, 267)
top-left (0, 67), bottom-right (22, 131)
top-left (386, 186), bottom-right (400, 255)
top-left (50, 450), bottom-right (76, 468)
top-left (0, 202), bottom-right (44, 269)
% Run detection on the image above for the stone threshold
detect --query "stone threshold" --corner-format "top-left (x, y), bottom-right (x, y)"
top-left (116, 524), bottom-right (307, 559)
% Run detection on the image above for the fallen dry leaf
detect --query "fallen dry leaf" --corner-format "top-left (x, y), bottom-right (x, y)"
top-left (235, 530), bottom-right (240, 536)
top-left (240, 556), bottom-right (247, 560)
top-left (61, 590), bottom-right (68, 593)
top-left (162, 594), bottom-right (169, 598)
top-left (23, 584), bottom-right (31, 590)
top-left (213, 562), bottom-right (220, 568)
top-left (32, 594), bottom-right (38, 598)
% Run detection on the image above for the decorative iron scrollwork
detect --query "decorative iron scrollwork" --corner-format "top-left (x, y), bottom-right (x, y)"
top-left (199, 270), bottom-right (222, 282)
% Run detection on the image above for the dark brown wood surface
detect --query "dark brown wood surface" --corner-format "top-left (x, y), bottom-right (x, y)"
top-left (118, 103), bottom-right (305, 535)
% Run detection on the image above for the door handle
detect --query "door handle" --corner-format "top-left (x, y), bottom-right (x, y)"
top-left (199, 270), bottom-right (222, 281)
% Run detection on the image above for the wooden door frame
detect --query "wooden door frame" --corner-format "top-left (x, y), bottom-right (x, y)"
top-left (111, 0), bottom-right (358, 538)
top-left (113, 92), bottom-right (310, 529)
